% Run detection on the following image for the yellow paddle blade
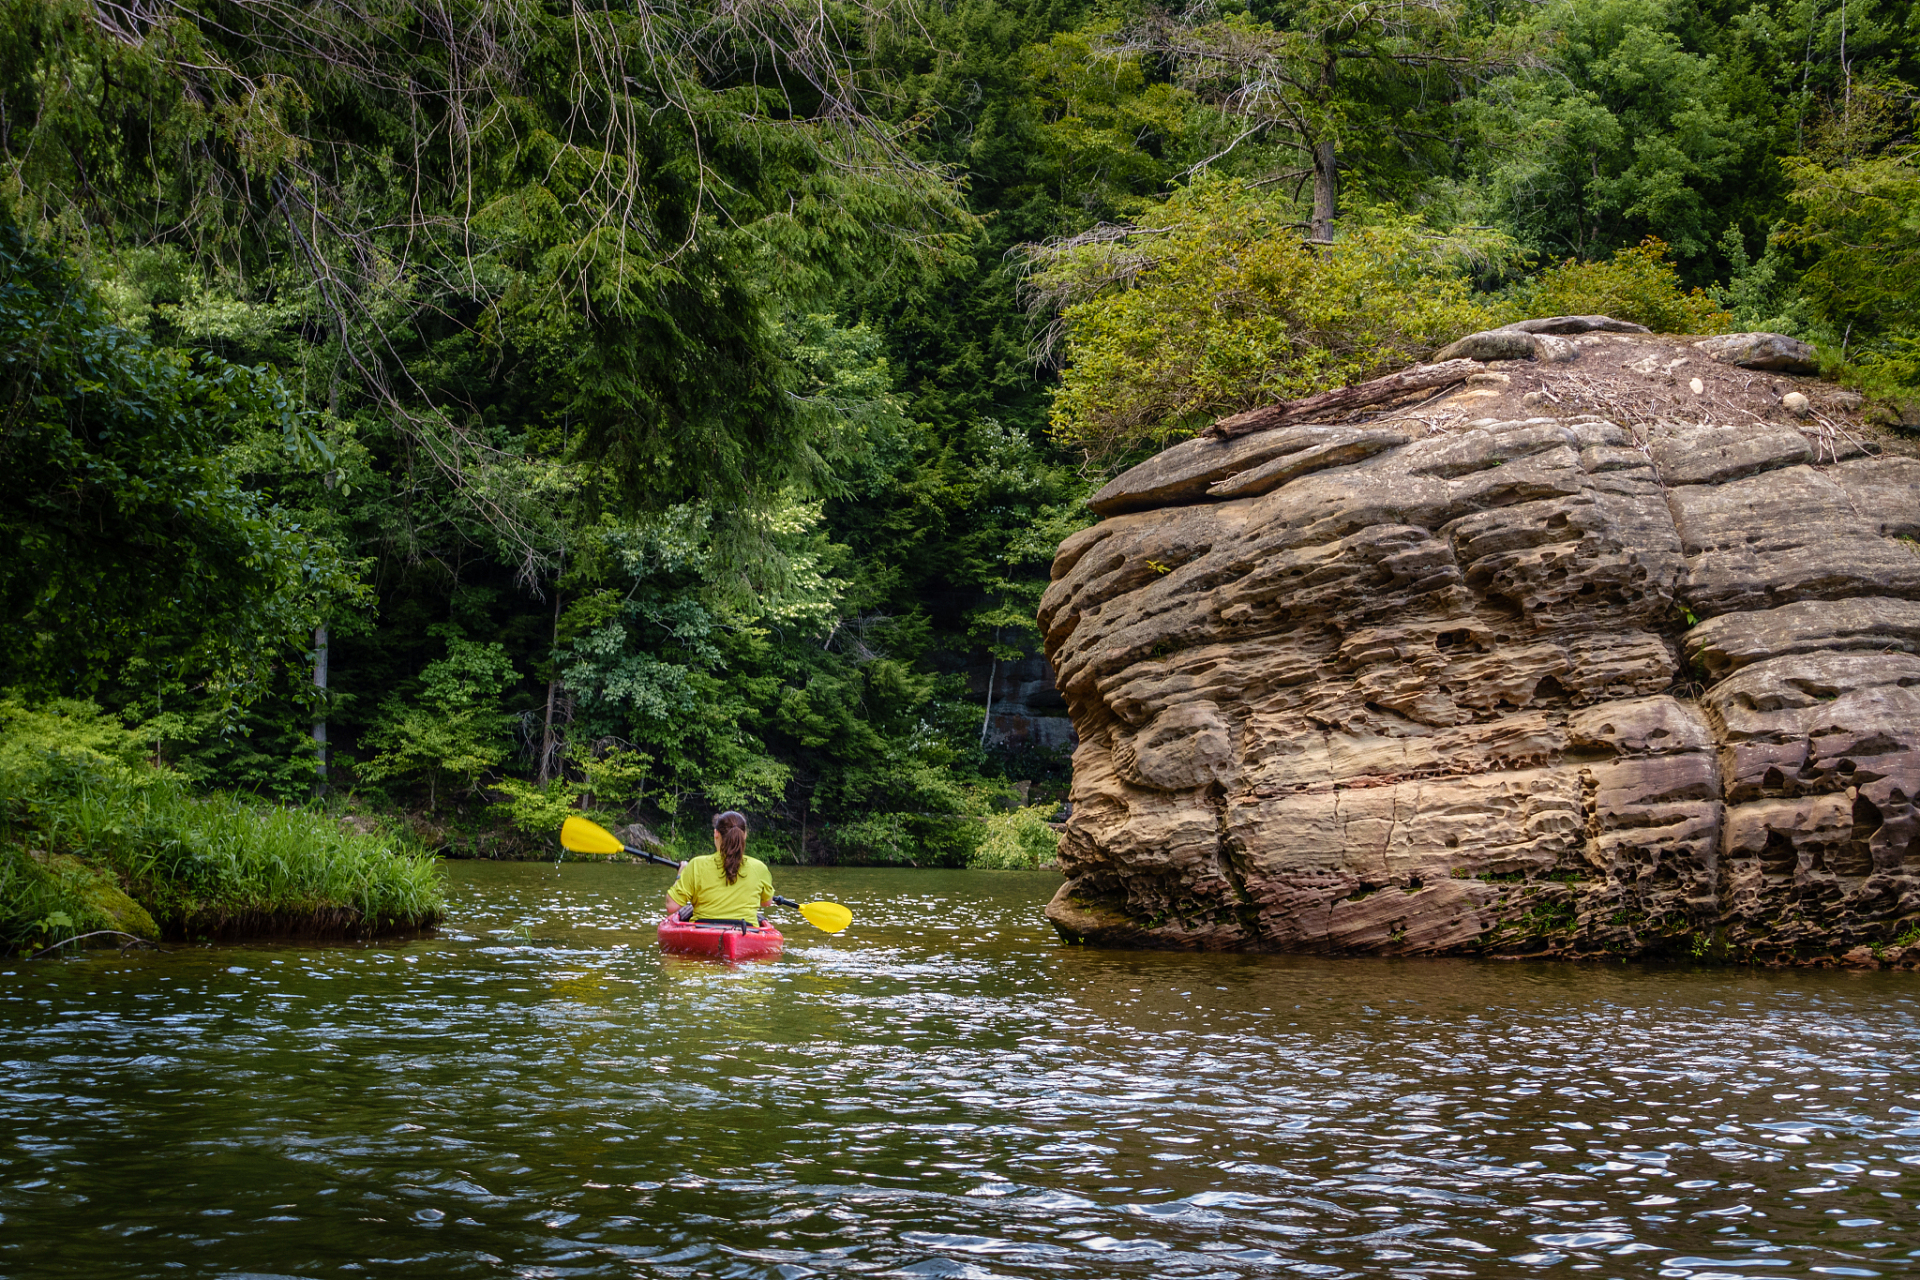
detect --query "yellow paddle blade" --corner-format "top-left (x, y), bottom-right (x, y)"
top-left (560, 815), bottom-right (624, 856)
top-left (797, 900), bottom-right (852, 934)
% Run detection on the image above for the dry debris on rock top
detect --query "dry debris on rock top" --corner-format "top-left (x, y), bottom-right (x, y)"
top-left (1048, 318), bottom-right (1920, 968)
top-left (1094, 318), bottom-right (1896, 518)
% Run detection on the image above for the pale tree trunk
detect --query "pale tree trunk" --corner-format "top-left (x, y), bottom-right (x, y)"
top-left (314, 361), bottom-right (341, 801)
top-left (538, 565), bottom-right (564, 783)
top-left (980, 628), bottom-right (999, 750)
top-left (311, 624), bottom-right (329, 797)
top-left (539, 674), bottom-right (560, 784)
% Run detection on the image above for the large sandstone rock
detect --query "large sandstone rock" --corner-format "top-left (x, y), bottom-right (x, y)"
top-left (1042, 331), bottom-right (1920, 965)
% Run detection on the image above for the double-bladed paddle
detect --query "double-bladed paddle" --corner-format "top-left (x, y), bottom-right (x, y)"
top-left (559, 815), bottom-right (852, 934)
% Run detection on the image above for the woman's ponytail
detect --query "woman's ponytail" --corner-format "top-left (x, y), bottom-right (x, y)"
top-left (712, 811), bottom-right (748, 884)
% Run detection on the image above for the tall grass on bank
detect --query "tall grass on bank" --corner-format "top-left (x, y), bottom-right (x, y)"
top-left (59, 772), bottom-right (441, 938)
top-left (2, 700), bottom-right (442, 949)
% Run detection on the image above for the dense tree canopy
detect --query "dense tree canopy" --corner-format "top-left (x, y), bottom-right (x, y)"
top-left (0, 221), bottom-right (357, 707)
top-left (0, 0), bottom-right (1910, 860)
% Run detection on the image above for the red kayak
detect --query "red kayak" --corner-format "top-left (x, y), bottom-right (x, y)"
top-left (656, 915), bottom-right (784, 962)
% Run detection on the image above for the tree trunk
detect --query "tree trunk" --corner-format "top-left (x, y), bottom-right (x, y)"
top-left (1311, 138), bottom-right (1338, 241)
top-left (1311, 51), bottom-right (1339, 241)
top-left (312, 376), bottom-right (338, 798)
top-left (539, 676), bottom-right (559, 783)
top-left (980, 632), bottom-right (998, 750)
top-left (538, 562), bottom-right (564, 783)
top-left (311, 624), bottom-right (329, 797)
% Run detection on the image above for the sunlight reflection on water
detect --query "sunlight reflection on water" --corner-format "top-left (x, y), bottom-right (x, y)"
top-left (2, 861), bottom-right (1918, 1278)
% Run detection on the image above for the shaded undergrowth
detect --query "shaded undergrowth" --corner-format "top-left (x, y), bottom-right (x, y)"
top-left (2, 699), bottom-right (442, 953)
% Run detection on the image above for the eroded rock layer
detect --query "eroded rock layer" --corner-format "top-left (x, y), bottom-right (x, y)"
top-left (1042, 330), bottom-right (1920, 964)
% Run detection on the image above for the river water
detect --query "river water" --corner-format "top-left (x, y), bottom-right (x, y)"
top-left (3, 863), bottom-right (1919, 1279)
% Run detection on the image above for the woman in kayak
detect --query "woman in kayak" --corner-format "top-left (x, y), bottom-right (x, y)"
top-left (664, 810), bottom-right (776, 926)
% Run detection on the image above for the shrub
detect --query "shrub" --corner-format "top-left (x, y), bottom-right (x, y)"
top-left (488, 777), bottom-right (588, 849)
top-left (812, 808), bottom-right (983, 868)
top-left (1779, 139), bottom-right (1920, 401)
top-left (360, 630), bottom-right (518, 809)
top-left (1504, 238), bottom-right (1733, 334)
top-left (827, 812), bottom-right (921, 865)
top-left (1035, 177), bottom-right (1518, 463)
top-left (0, 696), bottom-right (149, 779)
top-left (968, 805), bottom-right (1062, 870)
top-left (488, 742), bottom-right (661, 853)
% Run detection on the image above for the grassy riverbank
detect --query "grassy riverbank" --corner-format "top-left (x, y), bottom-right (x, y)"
top-left (2, 701), bottom-right (441, 954)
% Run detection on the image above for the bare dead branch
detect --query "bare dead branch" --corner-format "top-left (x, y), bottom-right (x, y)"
top-left (1206, 359), bottom-right (1482, 438)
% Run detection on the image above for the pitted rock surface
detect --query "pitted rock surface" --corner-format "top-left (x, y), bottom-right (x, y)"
top-left (1693, 332), bottom-right (1821, 374)
top-left (1043, 329), bottom-right (1920, 964)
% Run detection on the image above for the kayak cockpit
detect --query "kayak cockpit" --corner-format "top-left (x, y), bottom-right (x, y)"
top-left (657, 915), bottom-right (784, 962)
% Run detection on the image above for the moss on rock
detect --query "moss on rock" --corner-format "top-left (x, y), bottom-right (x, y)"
top-left (2, 846), bottom-right (159, 950)
top-left (42, 853), bottom-right (160, 939)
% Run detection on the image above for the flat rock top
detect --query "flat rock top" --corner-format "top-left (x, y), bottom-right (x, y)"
top-left (1092, 331), bottom-right (1898, 517)
top-left (1407, 331), bottom-right (1858, 434)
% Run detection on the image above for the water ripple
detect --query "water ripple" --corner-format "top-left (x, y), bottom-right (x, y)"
top-left (1, 863), bottom-right (1917, 1277)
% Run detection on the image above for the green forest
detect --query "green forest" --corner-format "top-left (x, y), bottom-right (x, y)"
top-left (2, 0), bottom-right (1915, 927)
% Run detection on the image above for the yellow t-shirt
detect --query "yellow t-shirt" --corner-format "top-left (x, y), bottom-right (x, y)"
top-left (666, 852), bottom-right (775, 921)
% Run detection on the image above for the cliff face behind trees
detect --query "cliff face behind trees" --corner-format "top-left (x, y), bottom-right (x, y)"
top-left (1040, 323), bottom-right (1920, 966)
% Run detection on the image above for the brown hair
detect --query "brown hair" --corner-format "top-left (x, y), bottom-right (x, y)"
top-left (712, 810), bottom-right (748, 884)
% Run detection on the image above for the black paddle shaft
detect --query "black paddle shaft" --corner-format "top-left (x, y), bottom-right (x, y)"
top-left (624, 845), bottom-right (683, 871)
